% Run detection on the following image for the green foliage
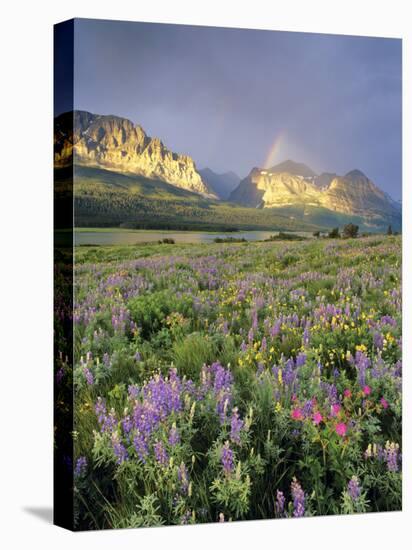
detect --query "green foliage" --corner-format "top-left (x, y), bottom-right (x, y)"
top-left (172, 333), bottom-right (216, 380)
top-left (265, 232), bottom-right (307, 241)
top-left (328, 227), bottom-right (340, 238)
top-left (343, 223), bottom-right (359, 238)
top-left (210, 467), bottom-right (251, 519)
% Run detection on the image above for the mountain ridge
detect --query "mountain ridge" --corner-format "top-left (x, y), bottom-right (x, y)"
top-left (54, 110), bottom-right (217, 198)
top-left (229, 162), bottom-right (401, 230)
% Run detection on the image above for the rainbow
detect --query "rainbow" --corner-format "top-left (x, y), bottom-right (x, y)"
top-left (262, 134), bottom-right (284, 169)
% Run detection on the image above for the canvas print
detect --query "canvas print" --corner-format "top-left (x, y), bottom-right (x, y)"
top-left (54, 18), bottom-right (402, 530)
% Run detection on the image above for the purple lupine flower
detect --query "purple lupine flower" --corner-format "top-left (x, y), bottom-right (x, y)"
top-left (212, 362), bottom-right (233, 393)
top-left (133, 431), bottom-right (149, 462)
top-left (380, 315), bottom-right (397, 327)
top-left (373, 332), bottom-right (384, 350)
top-left (321, 382), bottom-right (338, 405)
top-left (275, 490), bottom-right (285, 516)
top-left (221, 441), bottom-right (234, 475)
top-left (302, 399), bottom-right (314, 418)
top-left (111, 433), bottom-right (128, 464)
top-left (270, 320), bottom-right (281, 338)
top-left (352, 351), bottom-right (371, 388)
top-left (291, 478), bottom-right (305, 517)
top-left (347, 476), bottom-right (361, 500)
top-left (94, 397), bottom-right (106, 424)
top-left (384, 442), bottom-right (400, 472)
top-left (230, 407), bottom-right (244, 445)
top-left (74, 456), bottom-right (87, 478)
top-left (121, 414), bottom-right (133, 434)
top-left (168, 425), bottom-right (180, 446)
top-left (284, 357), bottom-right (295, 386)
top-left (95, 398), bottom-right (117, 433)
top-left (148, 369), bottom-right (182, 417)
top-left (83, 366), bottom-right (94, 385)
top-left (251, 311), bottom-right (258, 330)
top-left (202, 362), bottom-right (233, 424)
top-left (154, 441), bottom-right (169, 467)
top-left (257, 362), bottom-right (265, 376)
top-left (128, 384), bottom-right (139, 400)
top-left (295, 353), bottom-right (307, 368)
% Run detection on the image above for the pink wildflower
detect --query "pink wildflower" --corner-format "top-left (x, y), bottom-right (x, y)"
top-left (335, 423), bottom-right (347, 437)
top-left (313, 411), bottom-right (323, 425)
top-left (291, 408), bottom-right (303, 421)
top-left (343, 389), bottom-right (352, 398)
top-left (380, 397), bottom-right (389, 409)
top-left (363, 385), bottom-right (371, 396)
top-left (331, 403), bottom-right (341, 417)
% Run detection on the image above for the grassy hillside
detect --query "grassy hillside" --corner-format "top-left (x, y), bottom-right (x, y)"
top-left (66, 166), bottom-right (322, 232)
top-left (269, 204), bottom-right (401, 233)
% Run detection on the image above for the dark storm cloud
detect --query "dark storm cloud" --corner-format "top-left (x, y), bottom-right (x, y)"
top-left (72, 19), bottom-right (402, 199)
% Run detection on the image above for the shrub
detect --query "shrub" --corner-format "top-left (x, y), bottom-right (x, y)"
top-left (328, 227), bottom-right (340, 238)
top-left (342, 223), bottom-right (359, 239)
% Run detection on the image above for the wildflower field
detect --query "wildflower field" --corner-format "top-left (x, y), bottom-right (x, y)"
top-left (57, 235), bottom-right (402, 528)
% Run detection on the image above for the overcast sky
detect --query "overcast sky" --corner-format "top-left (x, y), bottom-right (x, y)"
top-left (69, 19), bottom-right (402, 200)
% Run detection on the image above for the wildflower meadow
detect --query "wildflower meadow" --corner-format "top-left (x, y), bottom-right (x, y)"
top-left (55, 235), bottom-right (402, 528)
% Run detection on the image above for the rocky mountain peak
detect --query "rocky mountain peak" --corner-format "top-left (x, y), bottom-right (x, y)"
top-left (229, 160), bottom-right (401, 229)
top-left (54, 110), bottom-right (217, 198)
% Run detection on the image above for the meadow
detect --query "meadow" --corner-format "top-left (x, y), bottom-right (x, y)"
top-left (58, 236), bottom-right (402, 528)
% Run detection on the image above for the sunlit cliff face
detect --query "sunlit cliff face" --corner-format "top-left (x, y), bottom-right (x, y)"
top-left (230, 165), bottom-right (401, 219)
top-left (54, 111), bottom-right (217, 199)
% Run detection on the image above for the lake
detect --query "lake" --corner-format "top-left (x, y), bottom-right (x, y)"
top-left (73, 229), bottom-right (313, 246)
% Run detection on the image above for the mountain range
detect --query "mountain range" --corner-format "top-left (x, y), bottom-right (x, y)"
top-left (229, 161), bottom-right (401, 229)
top-left (54, 111), bottom-right (401, 232)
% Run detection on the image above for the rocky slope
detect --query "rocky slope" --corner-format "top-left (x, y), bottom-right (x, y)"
top-left (229, 161), bottom-right (401, 229)
top-left (54, 111), bottom-right (216, 198)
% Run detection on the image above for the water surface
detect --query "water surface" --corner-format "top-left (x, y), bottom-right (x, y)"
top-left (74, 229), bottom-right (312, 246)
